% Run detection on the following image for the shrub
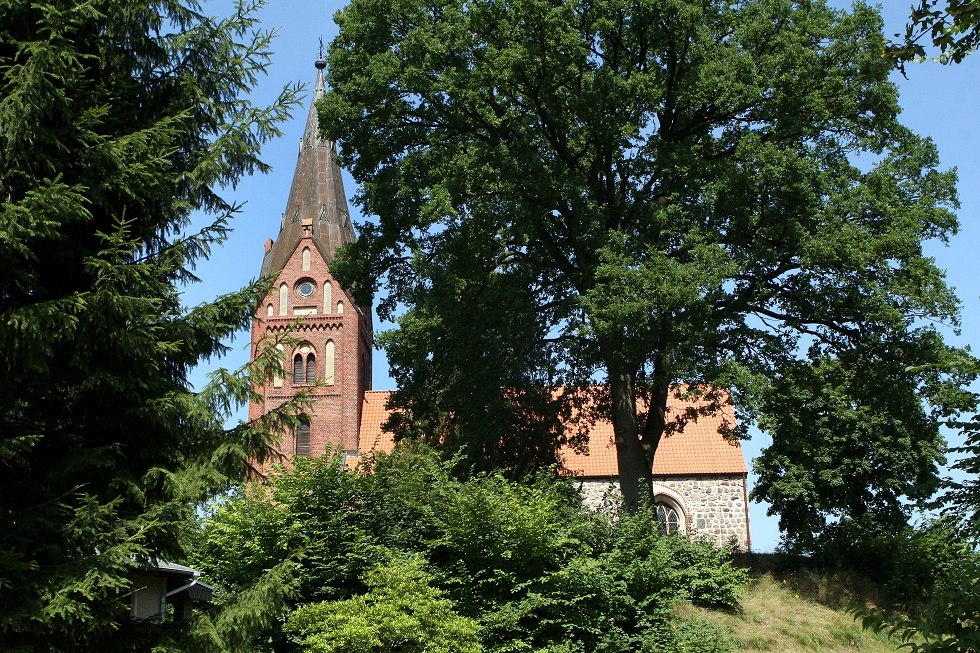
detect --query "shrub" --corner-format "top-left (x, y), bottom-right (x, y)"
top-left (599, 509), bottom-right (747, 612)
top-left (285, 555), bottom-right (481, 653)
top-left (194, 446), bottom-right (748, 652)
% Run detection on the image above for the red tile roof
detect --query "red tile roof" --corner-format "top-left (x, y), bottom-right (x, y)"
top-left (358, 389), bottom-right (746, 477)
top-left (359, 391), bottom-right (398, 455)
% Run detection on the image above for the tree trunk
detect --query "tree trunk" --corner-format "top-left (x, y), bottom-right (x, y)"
top-left (609, 367), bottom-right (654, 510)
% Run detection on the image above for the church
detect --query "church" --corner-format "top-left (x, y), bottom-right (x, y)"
top-left (248, 62), bottom-right (751, 550)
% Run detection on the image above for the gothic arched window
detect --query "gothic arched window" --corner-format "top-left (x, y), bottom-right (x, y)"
top-left (302, 247), bottom-right (311, 270)
top-left (295, 415), bottom-right (311, 457)
top-left (323, 281), bottom-right (332, 313)
top-left (279, 283), bottom-right (288, 315)
top-left (306, 353), bottom-right (317, 385)
top-left (655, 499), bottom-right (681, 535)
top-left (336, 300), bottom-right (344, 315)
top-left (293, 353), bottom-right (304, 384)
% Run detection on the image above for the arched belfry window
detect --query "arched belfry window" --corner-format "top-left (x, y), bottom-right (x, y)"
top-left (306, 353), bottom-right (316, 385)
top-left (279, 283), bottom-right (288, 316)
top-left (302, 247), bottom-right (311, 271)
top-left (295, 415), bottom-right (311, 457)
top-left (293, 353), bottom-right (304, 385)
top-left (293, 343), bottom-right (317, 385)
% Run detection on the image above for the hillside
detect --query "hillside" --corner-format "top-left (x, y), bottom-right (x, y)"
top-left (680, 574), bottom-right (903, 653)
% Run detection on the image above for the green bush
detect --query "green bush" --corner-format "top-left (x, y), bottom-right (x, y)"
top-left (285, 555), bottom-right (481, 653)
top-left (796, 517), bottom-right (976, 613)
top-left (850, 520), bottom-right (980, 653)
top-left (193, 446), bottom-right (748, 653)
top-left (669, 618), bottom-right (738, 653)
top-left (599, 509), bottom-right (747, 612)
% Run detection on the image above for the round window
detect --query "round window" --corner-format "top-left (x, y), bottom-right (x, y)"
top-left (297, 281), bottom-right (316, 297)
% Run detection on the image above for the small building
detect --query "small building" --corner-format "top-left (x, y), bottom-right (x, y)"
top-left (562, 395), bottom-right (750, 549)
top-left (360, 390), bottom-right (751, 549)
top-left (129, 559), bottom-right (213, 622)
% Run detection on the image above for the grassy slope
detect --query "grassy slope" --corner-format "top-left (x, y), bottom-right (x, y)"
top-left (679, 574), bottom-right (904, 653)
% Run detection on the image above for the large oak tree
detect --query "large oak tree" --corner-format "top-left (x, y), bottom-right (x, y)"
top-left (322, 0), bottom-right (971, 510)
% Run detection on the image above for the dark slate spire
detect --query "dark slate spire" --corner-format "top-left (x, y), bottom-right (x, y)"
top-left (260, 60), bottom-right (356, 277)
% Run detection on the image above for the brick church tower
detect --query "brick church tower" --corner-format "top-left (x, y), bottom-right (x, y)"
top-left (248, 59), bottom-right (372, 460)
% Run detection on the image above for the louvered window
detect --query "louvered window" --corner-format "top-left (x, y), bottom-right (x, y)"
top-left (295, 416), bottom-right (311, 457)
top-left (306, 354), bottom-right (316, 384)
top-left (293, 354), bottom-right (304, 384)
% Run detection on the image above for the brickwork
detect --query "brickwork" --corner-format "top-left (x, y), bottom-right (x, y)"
top-left (248, 233), bottom-right (372, 458)
top-left (577, 475), bottom-right (750, 550)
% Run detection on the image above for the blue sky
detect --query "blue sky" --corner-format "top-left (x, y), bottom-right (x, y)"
top-left (186, 1), bottom-right (980, 552)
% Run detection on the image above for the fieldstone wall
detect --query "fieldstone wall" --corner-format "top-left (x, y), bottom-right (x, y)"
top-left (577, 475), bottom-right (750, 550)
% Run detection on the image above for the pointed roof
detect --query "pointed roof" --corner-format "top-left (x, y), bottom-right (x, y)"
top-left (261, 60), bottom-right (357, 277)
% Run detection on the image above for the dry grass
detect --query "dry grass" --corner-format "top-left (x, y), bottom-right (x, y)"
top-left (678, 574), bottom-right (905, 653)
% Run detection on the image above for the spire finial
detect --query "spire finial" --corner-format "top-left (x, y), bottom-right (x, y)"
top-left (315, 37), bottom-right (326, 69)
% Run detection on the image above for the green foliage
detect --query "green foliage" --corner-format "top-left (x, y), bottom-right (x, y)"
top-left (886, 1), bottom-right (980, 72)
top-left (793, 519), bottom-right (970, 610)
top-left (669, 618), bottom-right (738, 653)
top-left (194, 446), bottom-right (749, 653)
top-left (285, 556), bottom-right (482, 653)
top-left (596, 510), bottom-right (747, 613)
top-left (852, 526), bottom-right (980, 653)
top-left (0, 0), bottom-right (300, 649)
top-left (431, 472), bottom-right (581, 606)
top-left (941, 354), bottom-right (980, 542)
top-left (850, 354), bottom-right (980, 653)
top-left (323, 0), bottom-right (970, 510)
top-left (753, 347), bottom-right (976, 549)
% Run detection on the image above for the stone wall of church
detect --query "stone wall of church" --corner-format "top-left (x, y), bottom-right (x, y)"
top-left (576, 474), bottom-right (750, 550)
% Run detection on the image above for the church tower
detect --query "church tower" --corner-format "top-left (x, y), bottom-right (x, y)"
top-left (248, 59), bottom-right (372, 460)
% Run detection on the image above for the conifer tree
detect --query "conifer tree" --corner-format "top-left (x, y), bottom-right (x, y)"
top-left (0, 1), bottom-right (300, 650)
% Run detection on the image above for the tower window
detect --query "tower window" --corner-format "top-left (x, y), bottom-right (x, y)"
top-left (295, 416), bottom-right (311, 457)
top-left (293, 353), bottom-right (304, 385)
top-left (324, 340), bottom-right (335, 385)
top-left (273, 344), bottom-right (284, 388)
top-left (292, 343), bottom-right (317, 385)
top-left (306, 354), bottom-right (316, 385)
